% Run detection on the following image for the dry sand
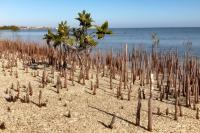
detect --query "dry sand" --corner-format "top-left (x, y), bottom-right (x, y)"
top-left (0, 59), bottom-right (200, 133)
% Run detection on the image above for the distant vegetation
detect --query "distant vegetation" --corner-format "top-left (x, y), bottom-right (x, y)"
top-left (0, 25), bottom-right (20, 31)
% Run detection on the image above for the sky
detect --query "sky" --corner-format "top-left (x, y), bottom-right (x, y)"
top-left (0, 0), bottom-right (200, 28)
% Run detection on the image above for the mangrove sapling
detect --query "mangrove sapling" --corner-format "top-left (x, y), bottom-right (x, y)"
top-left (43, 10), bottom-right (112, 80)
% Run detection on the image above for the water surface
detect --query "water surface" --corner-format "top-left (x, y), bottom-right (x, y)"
top-left (0, 28), bottom-right (200, 56)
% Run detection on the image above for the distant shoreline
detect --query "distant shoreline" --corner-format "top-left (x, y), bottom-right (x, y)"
top-left (0, 26), bottom-right (20, 31)
top-left (1, 25), bottom-right (200, 31)
top-left (0, 25), bottom-right (52, 31)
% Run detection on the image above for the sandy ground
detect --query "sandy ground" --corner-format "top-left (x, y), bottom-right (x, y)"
top-left (0, 58), bottom-right (200, 133)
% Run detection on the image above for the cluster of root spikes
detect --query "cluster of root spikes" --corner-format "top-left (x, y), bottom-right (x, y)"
top-left (0, 40), bottom-right (200, 131)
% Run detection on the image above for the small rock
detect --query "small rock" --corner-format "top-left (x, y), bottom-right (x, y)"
top-left (120, 106), bottom-right (124, 109)
top-left (7, 107), bottom-right (11, 112)
top-left (0, 122), bottom-right (6, 130)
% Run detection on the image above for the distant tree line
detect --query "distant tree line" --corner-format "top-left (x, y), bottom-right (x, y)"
top-left (0, 25), bottom-right (20, 31)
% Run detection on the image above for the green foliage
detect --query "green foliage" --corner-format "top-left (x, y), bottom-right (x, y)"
top-left (57, 21), bottom-right (70, 37)
top-left (44, 10), bottom-right (112, 51)
top-left (0, 25), bottom-right (20, 31)
top-left (84, 35), bottom-right (97, 46)
top-left (96, 21), bottom-right (112, 39)
top-left (76, 10), bottom-right (93, 28)
top-left (43, 29), bottom-right (54, 45)
top-left (44, 21), bottom-right (71, 48)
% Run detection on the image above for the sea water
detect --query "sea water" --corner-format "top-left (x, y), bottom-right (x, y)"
top-left (0, 27), bottom-right (200, 56)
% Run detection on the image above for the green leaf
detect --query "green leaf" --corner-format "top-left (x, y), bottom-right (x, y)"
top-left (64, 37), bottom-right (75, 46)
top-left (101, 21), bottom-right (108, 30)
top-left (75, 10), bottom-right (93, 28)
top-left (84, 35), bottom-right (97, 46)
top-left (96, 21), bottom-right (112, 39)
top-left (57, 21), bottom-right (70, 37)
top-left (43, 29), bottom-right (54, 45)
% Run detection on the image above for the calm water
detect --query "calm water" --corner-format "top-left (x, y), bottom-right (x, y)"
top-left (0, 28), bottom-right (200, 56)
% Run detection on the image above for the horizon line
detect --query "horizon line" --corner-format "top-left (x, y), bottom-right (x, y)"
top-left (1, 25), bottom-right (200, 29)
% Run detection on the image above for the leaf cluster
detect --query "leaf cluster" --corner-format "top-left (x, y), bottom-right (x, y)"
top-left (44, 10), bottom-right (112, 51)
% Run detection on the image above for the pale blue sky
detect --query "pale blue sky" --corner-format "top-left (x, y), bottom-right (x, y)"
top-left (0, 0), bottom-right (200, 28)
